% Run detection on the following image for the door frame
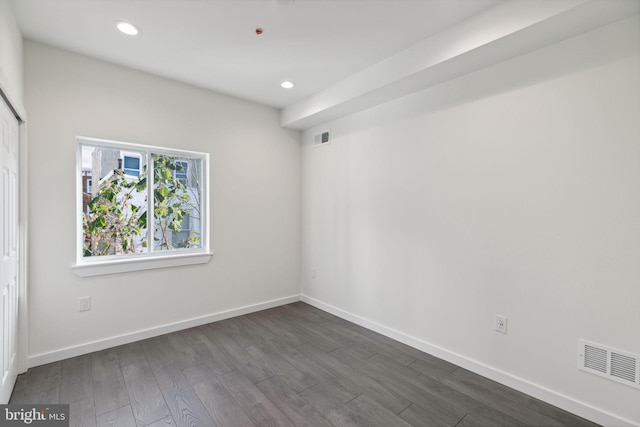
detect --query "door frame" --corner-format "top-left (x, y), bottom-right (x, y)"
top-left (0, 85), bottom-right (28, 377)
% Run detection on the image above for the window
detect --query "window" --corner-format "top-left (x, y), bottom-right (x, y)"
top-left (86, 179), bottom-right (93, 194)
top-left (75, 137), bottom-right (211, 276)
top-left (123, 155), bottom-right (141, 176)
top-left (172, 211), bottom-right (191, 248)
top-left (175, 160), bottom-right (188, 186)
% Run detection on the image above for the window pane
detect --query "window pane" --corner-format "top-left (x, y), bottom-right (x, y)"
top-left (81, 144), bottom-right (148, 257)
top-left (123, 155), bottom-right (141, 176)
top-left (124, 156), bottom-right (140, 170)
top-left (152, 154), bottom-right (203, 251)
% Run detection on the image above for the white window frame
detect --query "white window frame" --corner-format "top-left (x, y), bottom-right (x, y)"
top-left (73, 136), bottom-right (212, 277)
top-left (122, 152), bottom-right (142, 177)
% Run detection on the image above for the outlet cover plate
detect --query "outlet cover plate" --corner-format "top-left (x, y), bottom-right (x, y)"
top-left (79, 296), bottom-right (91, 312)
top-left (495, 315), bottom-right (507, 334)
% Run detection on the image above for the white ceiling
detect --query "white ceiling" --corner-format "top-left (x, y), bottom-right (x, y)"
top-left (10, 0), bottom-right (500, 109)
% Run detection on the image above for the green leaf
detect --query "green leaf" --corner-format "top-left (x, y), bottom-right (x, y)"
top-left (136, 177), bottom-right (147, 192)
top-left (138, 211), bottom-right (147, 227)
top-left (95, 216), bottom-right (106, 228)
top-left (168, 220), bottom-right (182, 232)
top-left (104, 190), bottom-right (115, 203)
top-left (159, 185), bottom-right (170, 198)
top-left (88, 196), bottom-right (100, 211)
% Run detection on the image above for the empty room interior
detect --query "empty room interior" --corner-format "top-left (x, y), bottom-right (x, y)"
top-left (0, 0), bottom-right (639, 426)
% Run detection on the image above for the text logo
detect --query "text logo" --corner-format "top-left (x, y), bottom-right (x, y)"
top-left (1, 405), bottom-right (69, 426)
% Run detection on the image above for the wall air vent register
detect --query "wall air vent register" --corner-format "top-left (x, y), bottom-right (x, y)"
top-left (314, 130), bottom-right (331, 147)
top-left (578, 339), bottom-right (640, 390)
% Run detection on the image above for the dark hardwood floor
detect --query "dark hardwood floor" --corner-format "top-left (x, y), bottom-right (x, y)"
top-left (10, 302), bottom-right (599, 427)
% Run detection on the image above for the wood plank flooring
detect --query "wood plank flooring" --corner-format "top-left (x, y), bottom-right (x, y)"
top-left (10, 302), bottom-right (599, 427)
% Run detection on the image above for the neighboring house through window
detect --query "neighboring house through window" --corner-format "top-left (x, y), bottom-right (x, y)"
top-left (75, 136), bottom-right (211, 276)
top-left (81, 171), bottom-right (93, 215)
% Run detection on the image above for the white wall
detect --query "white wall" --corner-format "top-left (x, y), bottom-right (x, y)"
top-left (302, 16), bottom-right (640, 426)
top-left (24, 41), bottom-right (301, 364)
top-left (0, 0), bottom-right (23, 109)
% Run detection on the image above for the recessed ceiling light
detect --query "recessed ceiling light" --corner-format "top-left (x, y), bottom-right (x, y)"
top-left (281, 81), bottom-right (295, 89)
top-left (116, 21), bottom-right (140, 36)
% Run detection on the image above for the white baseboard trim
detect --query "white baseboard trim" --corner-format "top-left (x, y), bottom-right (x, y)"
top-left (301, 294), bottom-right (638, 427)
top-left (28, 294), bottom-right (301, 368)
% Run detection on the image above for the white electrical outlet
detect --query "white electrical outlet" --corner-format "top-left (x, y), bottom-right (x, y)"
top-left (79, 296), bottom-right (91, 312)
top-left (311, 268), bottom-right (317, 279)
top-left (495, 315), bottom-right (507, 334)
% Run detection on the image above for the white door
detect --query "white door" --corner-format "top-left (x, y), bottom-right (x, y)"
top-left (0, 97), bottom-right (19, 403)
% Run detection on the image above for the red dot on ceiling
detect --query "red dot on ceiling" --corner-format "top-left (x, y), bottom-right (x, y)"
top-left (255, 28), bottom-right (263, 35)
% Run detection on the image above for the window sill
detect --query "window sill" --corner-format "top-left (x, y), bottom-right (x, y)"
top-left (72, 252), bottom-right (214, 277)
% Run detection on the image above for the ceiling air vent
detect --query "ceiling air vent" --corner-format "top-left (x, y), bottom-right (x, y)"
top-left (314, 130), bottom-right (331, 147)
top-left (578, 339), bottom-right (640, 389)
